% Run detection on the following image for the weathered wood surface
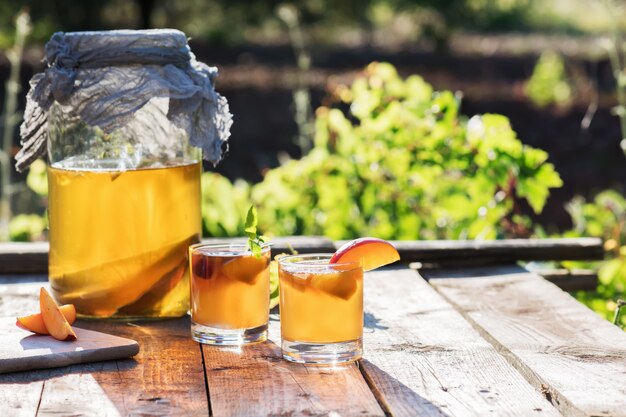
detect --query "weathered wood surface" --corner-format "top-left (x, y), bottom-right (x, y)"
top-left (0, 262), bottom-right (622, 417)
top-left (0, 237), bottom-right (602, 274)
top-left (379, 237), bottom-right (603, 265)
top-left (361, 267), bottom-right (562, 417)
top-left (202, 317), bottom-right (384, 417)
top-left (0, 282), bottom-right (209, 417)
top-left (416, 266), bottom-right (599, 292)
top-left (0, 236), bottom-right (336, 274)
top-left (1, 280), bottom-right (384, 417)
top-left (426, 265), bottom-right (626, 417)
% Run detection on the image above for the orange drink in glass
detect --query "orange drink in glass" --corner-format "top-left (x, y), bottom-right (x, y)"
top-left (189, 243), bottom-right (270, 345)
top-left (278, 254), bottom-right (363, 364)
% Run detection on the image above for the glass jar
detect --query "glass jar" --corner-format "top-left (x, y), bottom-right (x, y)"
top-left (46, 100), bottom-right (202, 318)
top-left (18, 30), bottom-right (231, 319)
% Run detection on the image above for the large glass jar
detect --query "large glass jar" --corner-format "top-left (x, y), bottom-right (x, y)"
top-left (17, 30), bottom-right (231, 319)
top-left (46, 100), bottom-right (202, 318)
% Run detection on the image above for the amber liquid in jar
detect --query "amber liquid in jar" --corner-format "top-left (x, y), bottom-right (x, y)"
top-left (48, 160), bottom-right (202, 318)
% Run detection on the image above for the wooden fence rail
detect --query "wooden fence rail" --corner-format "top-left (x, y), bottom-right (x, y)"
top-left (0, 237), bottom-right (603, 273)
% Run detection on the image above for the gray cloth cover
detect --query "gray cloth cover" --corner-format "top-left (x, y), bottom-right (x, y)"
top-left (16, 29), bottom-right (232, 172)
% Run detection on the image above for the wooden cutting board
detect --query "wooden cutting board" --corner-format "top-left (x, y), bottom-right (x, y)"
top-left (0, 317), bottom-right (139, 374)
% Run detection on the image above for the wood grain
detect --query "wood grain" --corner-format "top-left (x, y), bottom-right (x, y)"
top-left (45, 318), bottom-right (209, 417)
top-left (0, 370), bottom-right (44, 417)
top-left (0, 281), bottom-right (209, 417)
top-left (426, 265), bottom-right (626, 417)
top-left (202, 317), bottom-right (384, 417)
top-left (361, 267), bottom-right (562, 417)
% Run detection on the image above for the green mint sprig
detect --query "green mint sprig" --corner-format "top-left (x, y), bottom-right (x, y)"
top-left (245, 205), bottom-right (266, 256)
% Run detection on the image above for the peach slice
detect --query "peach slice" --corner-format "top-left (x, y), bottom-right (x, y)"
top-left (222, 255), bottom-right (269, 284)
top-left (330, 237), bottom-right (400, 271)
top-left (310, 271), bottom-right (358, 300)
top-left (39, 287), bottom-right (77, 341)
top-left (16, 304), bottom-right (76, 335)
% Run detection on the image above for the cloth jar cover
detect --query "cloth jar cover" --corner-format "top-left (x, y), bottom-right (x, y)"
top-left (17, 29), bottom-right (232, 172)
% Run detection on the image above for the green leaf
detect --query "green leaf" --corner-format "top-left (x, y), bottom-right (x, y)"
top-left (244, 205), bottom-right (268, 257)
top-left (245, 205), bottom-right (258, 236)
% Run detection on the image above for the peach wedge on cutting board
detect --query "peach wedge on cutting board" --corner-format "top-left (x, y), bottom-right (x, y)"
top-left (17, 303), bottom-right (76, 335)
top-left (16, 288), bottom-right (77, 341)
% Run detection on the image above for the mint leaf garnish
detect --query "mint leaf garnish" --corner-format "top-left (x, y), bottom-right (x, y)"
top-left (245, 205), bottom-right (266, 256)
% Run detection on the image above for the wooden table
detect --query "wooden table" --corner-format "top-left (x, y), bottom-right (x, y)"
top-left (1, 238), bottom-right (625, 417)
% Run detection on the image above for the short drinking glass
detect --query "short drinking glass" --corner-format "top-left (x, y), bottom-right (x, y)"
top-left (278, 254), bottom-right (363, 364)
top-left (190, 243), bottom-right (271, 345)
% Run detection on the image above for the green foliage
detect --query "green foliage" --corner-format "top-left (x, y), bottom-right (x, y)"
top-left (200, 174), bottom-right (251, 237)
top-left (202, 62), bottom-right (562, 241)
top-left (563, 190), bottom-right (626, 328)
top-left (8, 214), bottom-right (46, 242)
top-left (26, 159), bottom-right (48, 197)
top-left (269, 259), bottom-right (280, 310)
top-left (7, 159), bottom-right (48, 242)
top-left (525, 51), bottom-right (573, 108)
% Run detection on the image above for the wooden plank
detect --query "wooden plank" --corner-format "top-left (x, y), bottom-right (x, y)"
top-left (537, 269), bottom-right (598, 292)
top-left (360, 266), bottom-right (561, 417)
top-left (0, 282), bottom-right (44, 316)
top-left (41, 318), bottom-right (208, 417)
top-left (36, 364), bottom-right (123, 417)
top-left (0, 281), bottom-right (209, 417)
top-left (0, 238), bottom-right (603, 274)
top-left (0, 370), bottom-right (44, 417)
top-left (426, 265), bottom-right (626, 417)
top-left (417, 266), bottom-right (599, 292)
top-left (202, 317), bottom-right (385, 417)
top-left (338, 238), bottom-right (603, 265)
top-left (0, 242), bottom-right (48, 274)
top-left (0, 236), bottom-right (335, 274)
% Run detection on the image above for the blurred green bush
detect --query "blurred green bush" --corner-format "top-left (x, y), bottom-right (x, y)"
top-left (202, 62), bottom-right (562, 240)
top-left (562, 191), bottom-right (626, 328)
top-left (525, 51), bottom-right (573, 108)
top-left (8, 159), bottom-right (47, 241)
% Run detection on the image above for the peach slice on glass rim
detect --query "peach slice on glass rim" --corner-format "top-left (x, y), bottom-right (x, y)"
top-left (330, 237), bottom-right (400, 271)
top-left (16, 304), bottom-right (76, 335)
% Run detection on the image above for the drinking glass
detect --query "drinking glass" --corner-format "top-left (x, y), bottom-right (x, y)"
top-left (278, 254), bottom-right (363, 364)
top-left (190, 243), bottom-right (271, 345)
